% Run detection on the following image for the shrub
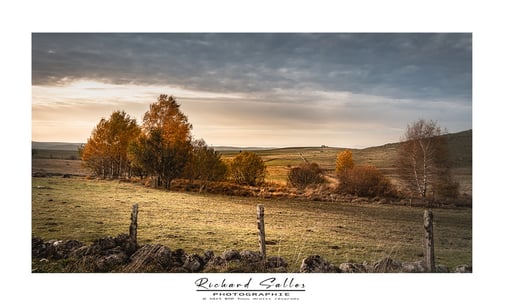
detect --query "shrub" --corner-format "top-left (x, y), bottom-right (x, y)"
top-left (287, 163), bottom-right (326, 189)
top-left (434, 176), bottom-right (460, 199)
top-left (338, 165), bottom-right (395, 197)
top-left (228, 151), bottom-right (266, 186)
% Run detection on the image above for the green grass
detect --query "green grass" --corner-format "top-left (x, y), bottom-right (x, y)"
top-left (32, 177), bottom-right (472, 271)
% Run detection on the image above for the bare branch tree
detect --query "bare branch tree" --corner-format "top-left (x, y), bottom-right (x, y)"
top-left (397, 119), bottom-right (457, 198)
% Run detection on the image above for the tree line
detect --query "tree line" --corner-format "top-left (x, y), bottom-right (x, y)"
top-left (80, 94), bottom-right (458, 199)
top-left (79, 95), bottom-right (266, 188)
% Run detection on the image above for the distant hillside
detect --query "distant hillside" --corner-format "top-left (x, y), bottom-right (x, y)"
top-left (32, 141), bottom-right (84, 151)
top-left (358, 129), bottom-right (472, 168)
top-left (212, 146), bottom-right (277, 152)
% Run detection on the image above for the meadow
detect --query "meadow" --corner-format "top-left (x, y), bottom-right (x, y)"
top-left (32, 130), bottom-right (472, 271)
top-left (32, 176), bottom-right (472, 271)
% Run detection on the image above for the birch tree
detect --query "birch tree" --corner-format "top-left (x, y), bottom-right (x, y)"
top-left (397, 119), bottom-right (455, 198)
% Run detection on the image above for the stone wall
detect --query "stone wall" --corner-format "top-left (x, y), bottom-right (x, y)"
top-left (32, 234), bottom-right (471, 273)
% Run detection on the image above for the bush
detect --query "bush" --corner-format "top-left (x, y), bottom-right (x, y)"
top-left (228, 151), bottom-right (266, 186)
top-left (434, 176), bottom-right (460, 199)
top-left (338, 165), bottom-right (395, 197)
top-left (287, 163), bottom-right (326, 189)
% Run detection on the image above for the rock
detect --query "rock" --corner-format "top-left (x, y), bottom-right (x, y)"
top-left (114, 233), bottom-right (137, 256)
top-left (339, 262), bottom-right (367, 273)
top-left (369, 257), bottom-right (403, 272)
top-left (454, 265), bottom-right (472, 273)
top-left (123, 244), bottom-right (172, 272)
top-left (401, 261), bottom-right (426, 273)
top-left (183, 254), bottom-right (204, 272)
top-left (267, 256), bottom-right (288, 269)
top-left (436, 265), bottom-right (450, 273)
top-left (301, 255), bottom-right (338, 273)
top-left (94, 236), bottom-right (117, 250)
top-left (95, 252), bottom-right (128, 272)
top-left (32, 238), bottom-right (85, 259)
top-left (202, 256), bottom-right (226, 272)
top-left (222, 249), bottom-right (241, 261)
top-left (203, 250), bottom-right (215, 263)
top-left (240, 250), bottom-right (263, 264)
top-left (171, 249), bottom-right (186, 267)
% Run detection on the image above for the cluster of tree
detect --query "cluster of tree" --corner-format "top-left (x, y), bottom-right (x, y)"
top-left (80, 95), bottom-right (265, 188)
top-left (81, 99), bottom-right (458, 200)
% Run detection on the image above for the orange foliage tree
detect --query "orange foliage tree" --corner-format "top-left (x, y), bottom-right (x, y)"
top-left (80, 110), bottom-right (140, 178)
top-left (128, 95), bottom-right (193, 188)
top-left (336, 149), bottom-right (354, 177)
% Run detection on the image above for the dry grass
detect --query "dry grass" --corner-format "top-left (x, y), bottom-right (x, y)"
top-left (32, 177), bottom-right (472, 271)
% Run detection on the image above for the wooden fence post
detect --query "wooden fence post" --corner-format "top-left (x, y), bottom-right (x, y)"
top-left (423, 209), bottom-right (435, 272)
top-left (257, 204), bottom-right (266, 262)
top-left (130, 203), bottom-right (139, 245)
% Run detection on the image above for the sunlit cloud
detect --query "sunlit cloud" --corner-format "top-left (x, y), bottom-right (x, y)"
top-left (32, 33), bottom-right (472, 147)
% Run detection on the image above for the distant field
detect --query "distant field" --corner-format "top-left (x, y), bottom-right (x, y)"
top-left (32, 177), bottom-right (472, 271)
top-left (32, 130), bottom-right (472, 194)
top-left (32, 158), bottom-right (90, 176)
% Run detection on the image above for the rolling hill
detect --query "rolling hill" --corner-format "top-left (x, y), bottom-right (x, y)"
top-left (32, 129), bottom-right (472, 193)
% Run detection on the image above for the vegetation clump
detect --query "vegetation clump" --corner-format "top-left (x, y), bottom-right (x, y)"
top-left (336, 150), bottom-right (394, 197)
top-left (228, 151), bottom-right (267, 186)
top-left (287, 162), bottom-right (326, 189)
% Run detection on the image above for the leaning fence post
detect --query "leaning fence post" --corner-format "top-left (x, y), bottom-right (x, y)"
top-left (257, 204), bottom-right (266, 262)
top-left (423, 209), bottom-right (435, 272)
top-left (130, 203), bottom-right (139, 245)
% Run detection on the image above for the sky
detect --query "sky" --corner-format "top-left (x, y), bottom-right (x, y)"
top-left (32, 33), bottom-right (472, 148)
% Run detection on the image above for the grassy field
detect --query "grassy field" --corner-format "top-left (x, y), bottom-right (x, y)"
top-left (219, 130), bottom-right (473, 194)
top-left (32, 177), bottom-right (472, 271)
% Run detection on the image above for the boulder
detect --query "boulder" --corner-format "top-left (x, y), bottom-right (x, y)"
top-left (239, 250), bottom-right (263, 264)
top-left (369, 257), bottom-right (403, 272)
top-left (171, 249), bottom-right (187, 267)
top-left (401, 261), bottom-right (426, 273)
top-left (454, 265), bottom-right (472, 273)
top-left (222, 249), bottom-right (241, 261)
top-left (267, 256), bottom-right (288, 269)
top-left (123, 244), bottom-right (172, 272)
top-left (32, 237), bottom-right (84, 259)
top-left (183, 254), bottom-right (204, 272)
top-left (301, 255), bottom-right (338, 273)
top-left (339, 262), bottom-right (367, 273)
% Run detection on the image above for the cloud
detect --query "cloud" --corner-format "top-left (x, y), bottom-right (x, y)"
top-left (31, 33), bottom-right (472, 147)
top-left (32, 33), bottom-right (472, 100)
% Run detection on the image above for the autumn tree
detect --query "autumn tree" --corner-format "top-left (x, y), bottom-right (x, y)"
top-left (184, 139), bottom-right (227, 189)
top-left (397, 119), bottom-right (458, 198)
top-left (336, 149), bottom-right (354, 178)
top-left (129, 95), bottom-right (193, 188)
top-left (229, 151), bottom-right (266, 186)
top-left (80, 110), bottom-right (140, 178)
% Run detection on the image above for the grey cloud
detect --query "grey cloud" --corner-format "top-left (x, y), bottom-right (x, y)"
top-left (32, 33), bottom-right (472, 103)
